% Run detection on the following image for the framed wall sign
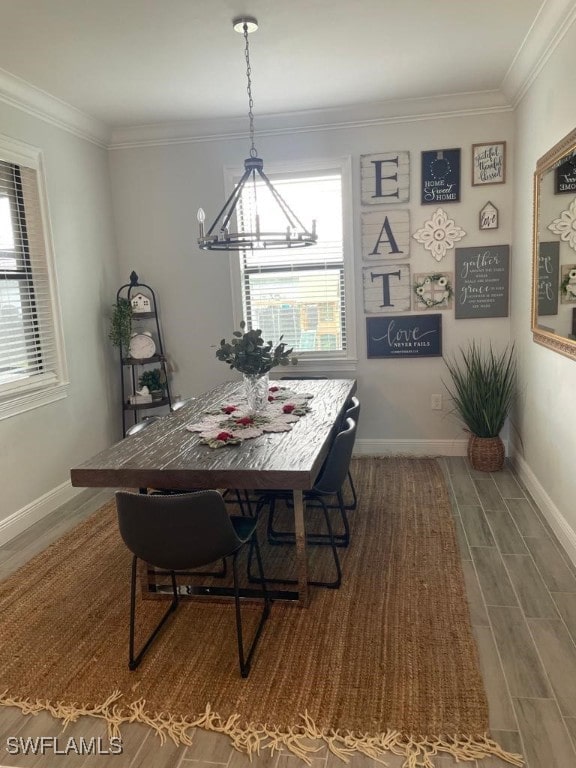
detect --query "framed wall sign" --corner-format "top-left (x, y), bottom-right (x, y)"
top-left (421, 148), bottom-right (460, 205)
top-left (361, 151), bottom-right (410, 205)
top-left (363, 264), bottom-right (411, 313)
top-left (479, 201), bottom-right (499, 230)
top-left (537, 241), bottom-right (560, 316)
top-left (361, 209), bottom-right (410, 260)
top-left (472, 142), bottom-right (506, 185)
top-left (367, 314), bottom-right (442, 358)
top-left (554, 154), bottom-right (576, 194)
top-left (454, 245), bottom-right (510, 318)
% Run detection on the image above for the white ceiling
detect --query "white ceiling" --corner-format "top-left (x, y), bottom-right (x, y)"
top-left (0, 0), bottom-right (554, 129)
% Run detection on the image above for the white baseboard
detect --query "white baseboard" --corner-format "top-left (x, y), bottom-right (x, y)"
top-left (0, 481), bottom-right (95, 547)
top-left (511, 452), bottom-right (576, 569)
top-left (355, 438), bottom-right (469, 456)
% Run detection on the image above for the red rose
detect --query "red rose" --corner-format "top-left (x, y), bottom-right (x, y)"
top-left (268, 395), bottom-right (275, 402)
top-left (269, 386), bottom-right (279, 392)
top-left (283, 404), bottom-right (296, 414)
top-left (236, 416), bottom-right (253, 426)
top-left (216, 431), bottom-right (234, 441)
top-left (222, 405), bottom-right (237, 414)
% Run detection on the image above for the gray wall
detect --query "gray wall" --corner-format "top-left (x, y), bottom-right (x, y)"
top-left (511, 22), bottom-right (576, 560)
top-left (0, 103), bottom-right (119, 523)
top-left (109, 110), bottom-right (514, 449)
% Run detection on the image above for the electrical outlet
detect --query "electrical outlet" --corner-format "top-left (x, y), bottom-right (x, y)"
top-left (431, 394), bottom-right (442, 410)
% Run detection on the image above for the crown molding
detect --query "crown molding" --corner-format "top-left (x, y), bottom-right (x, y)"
top-left (108, 90), bottom-right (512, 150)
top-left (502, 0), bottom-right (576, 107)
top-left (0, 66), bottom-right (110, 148)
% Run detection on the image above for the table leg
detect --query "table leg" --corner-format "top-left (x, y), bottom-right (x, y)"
top-left (293, 489), bottom-right (309, 607)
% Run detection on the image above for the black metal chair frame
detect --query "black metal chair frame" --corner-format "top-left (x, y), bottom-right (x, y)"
top-left (249, 491), bottom-right (343, 588)
top-left (116, 490), bottom-right (270, 678)
top-left (274, 401), bottom-right (360, 547)
top-left (247, 417), bottom-right (356, 589)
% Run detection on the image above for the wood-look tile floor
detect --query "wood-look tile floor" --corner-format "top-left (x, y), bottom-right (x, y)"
top-left (1, 459), bottom-right (576, 767)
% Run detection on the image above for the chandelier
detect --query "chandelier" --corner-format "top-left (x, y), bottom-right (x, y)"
top-left (197, 17), bottom-right (317, 251)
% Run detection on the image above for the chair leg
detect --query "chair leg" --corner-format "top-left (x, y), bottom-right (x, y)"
top-left (268, 494), bottom-right (350, 548)
top-left (248, 499), bottom-right (342, 589)
top-left (344, 469), bottom-right (358, 511)
top-left (235, 489), bottom-right (254, 517)
top-left (232, 540), bottom-right (270, 678)
top-left (128, 556), bottom-right (179, 671)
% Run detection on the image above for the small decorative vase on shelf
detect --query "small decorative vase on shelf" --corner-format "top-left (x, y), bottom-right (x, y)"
top-left (243, 372), bottom-right (269, 414)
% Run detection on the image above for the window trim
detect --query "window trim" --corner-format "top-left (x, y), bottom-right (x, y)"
top-left (227, 155), bottom-right (357, 371)
top-left (0, 133), bottom-right (68, 421)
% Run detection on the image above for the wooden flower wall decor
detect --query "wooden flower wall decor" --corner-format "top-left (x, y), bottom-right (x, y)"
top-left (412, 208), bottom-right (466, 261)
top-left (548, 197), bottom-right (576, 251)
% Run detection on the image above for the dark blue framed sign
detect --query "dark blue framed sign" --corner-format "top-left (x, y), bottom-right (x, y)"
top-left (421, 148), bottom-right (461, 204)
top-left (366, 314), bottom-right (442, 358)
top-left (555, 155), bottom-right (576, 194)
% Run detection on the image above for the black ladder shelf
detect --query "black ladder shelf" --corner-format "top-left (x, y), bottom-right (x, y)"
top-left (116, 271), bottom-right (172, 436)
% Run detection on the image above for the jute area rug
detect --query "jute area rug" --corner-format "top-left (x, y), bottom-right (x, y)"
top-left (0, 457), bottom-right (522, 767)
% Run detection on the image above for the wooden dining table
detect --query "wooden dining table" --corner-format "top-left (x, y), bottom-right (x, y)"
top-left (70, 377), bottom-right (357, 606)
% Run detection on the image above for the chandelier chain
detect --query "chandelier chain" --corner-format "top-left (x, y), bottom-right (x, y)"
top-left (243, 23), bottom-right (257, 158)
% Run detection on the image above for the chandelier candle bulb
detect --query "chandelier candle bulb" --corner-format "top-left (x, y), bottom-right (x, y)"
top-left (197, 208), bottom-right (205, 238)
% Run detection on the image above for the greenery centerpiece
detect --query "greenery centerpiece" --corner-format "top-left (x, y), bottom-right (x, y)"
top-left (216, 321), bottom-right (298, 412)
top-left (443, 342), bottom-right (517, 471)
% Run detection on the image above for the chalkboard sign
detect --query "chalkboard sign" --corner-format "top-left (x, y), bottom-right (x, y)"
top-left (366, 314), bottom-right (442, 358)
top-left (537, 241), bottom-right (560, 316)
top-left (555, 155), bottom-right (576, 194)
top-left (454, 245), bottom-right (510, 319)
top-left (421, 148), bottom-right (460, 205)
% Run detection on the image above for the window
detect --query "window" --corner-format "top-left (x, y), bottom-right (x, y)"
top-left (0, 135), bottom-right (67, 419)
top-left (231, 158), bottom-right (356, 369)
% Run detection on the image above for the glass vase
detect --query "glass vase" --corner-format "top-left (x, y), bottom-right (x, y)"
top-left (243, 372), bottom-right (269, 414)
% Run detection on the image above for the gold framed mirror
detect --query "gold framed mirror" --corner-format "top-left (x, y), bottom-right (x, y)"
top-left (532, 126), bottom-right (576, 359)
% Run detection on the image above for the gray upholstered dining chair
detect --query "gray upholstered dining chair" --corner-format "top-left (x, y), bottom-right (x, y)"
top-left (249, 417), bottom-right (357, 589)
top-left (340, 396), bottom-right (360, 511)
top-left (115, 489), bottom-right (270, 677)
top-left (125, 415), bottom-right (162, 436)
top-left (171, 396), bottom-right (195, 412)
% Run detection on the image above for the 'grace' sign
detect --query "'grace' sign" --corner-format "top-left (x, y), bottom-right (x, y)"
top-left (454, 245), bottom-right (510, 318)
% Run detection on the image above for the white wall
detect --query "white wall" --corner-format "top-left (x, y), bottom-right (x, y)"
top-left (109, 110), bottom-right (514, 452)
top-left (511, 21), bottom-right (576, 557)
top-left (0, 102), bottom-right (119, 527)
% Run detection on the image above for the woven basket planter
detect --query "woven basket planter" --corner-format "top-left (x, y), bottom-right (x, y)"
top-left (467, 434), bottom-right (505, 472)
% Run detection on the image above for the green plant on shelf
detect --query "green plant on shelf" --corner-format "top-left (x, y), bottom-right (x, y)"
top-left (108, 298), bottom-right (133, 350)
top-left (138, 368), bottom-right (166, 396)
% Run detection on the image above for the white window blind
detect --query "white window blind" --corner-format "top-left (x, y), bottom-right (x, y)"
top-left (0, 157), bottom-right (62, 399)
top-left (237, 171), bottom-right (347, 355)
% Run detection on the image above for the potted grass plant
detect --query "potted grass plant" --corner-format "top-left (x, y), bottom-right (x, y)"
top-left (443, 342), bottom-right (517, 472)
